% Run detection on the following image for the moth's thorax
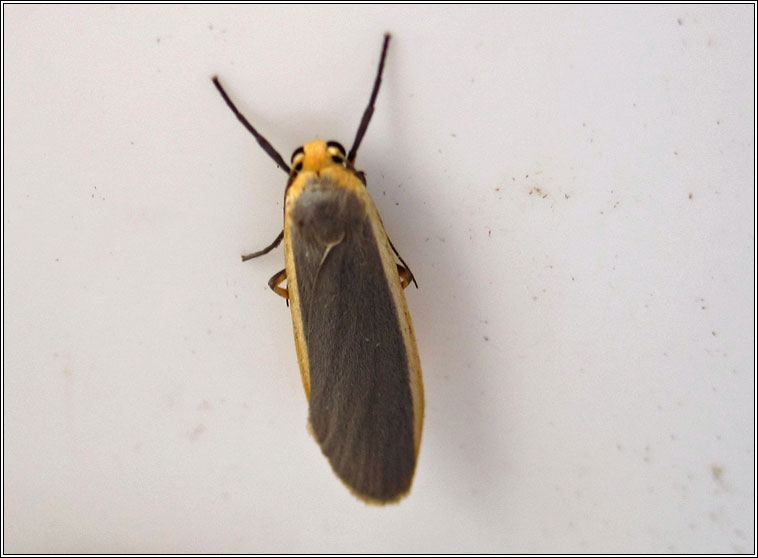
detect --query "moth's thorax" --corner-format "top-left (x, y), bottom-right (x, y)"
top-left (285, 161), bottom-right (364, 216)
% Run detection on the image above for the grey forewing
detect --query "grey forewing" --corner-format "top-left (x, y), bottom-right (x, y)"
top-left (290, 176), bottom-right (415, 501)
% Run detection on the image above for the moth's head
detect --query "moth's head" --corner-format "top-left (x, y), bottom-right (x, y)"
top-left (289, 140), bottom-right (347, 179)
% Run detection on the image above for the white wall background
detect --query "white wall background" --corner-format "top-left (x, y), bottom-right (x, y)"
top-left (3, 4), bottom-right (754, 553)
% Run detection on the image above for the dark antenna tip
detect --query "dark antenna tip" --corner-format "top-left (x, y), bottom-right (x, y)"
top-left (347, 34), bottom-right (392, 164)
top-left (212, 76), bottom-right (291, 174)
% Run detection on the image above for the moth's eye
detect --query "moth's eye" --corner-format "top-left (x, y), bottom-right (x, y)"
top-left (326, 141), bottom-right (346, 165)
top-left (291, 148), bottom-right (305, 175)
top-left (326, 141), bottom-right (346, 157)
top-left (291, 146), bottom-right (305, 164)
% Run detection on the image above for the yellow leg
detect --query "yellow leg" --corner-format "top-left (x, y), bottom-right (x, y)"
top-left (268, 268), bottom-right (289, 299)
top-left (397, 264), bottom-right (414, 290)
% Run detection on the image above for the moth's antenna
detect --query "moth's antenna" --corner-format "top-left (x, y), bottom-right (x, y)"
top-left (347, 34), bottom-right (391, 165)
top-left (212, 76), bottom-right (291, 174)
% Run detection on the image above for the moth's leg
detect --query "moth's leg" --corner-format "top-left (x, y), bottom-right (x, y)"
top-left (397, 264), bottom-right (414, 290)
top-left (268, 268), bottom-right (289, 299)
top-left (242, 230), bottom-right (284, 262)
top-left (388, 236), bottom-right (418, 288)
